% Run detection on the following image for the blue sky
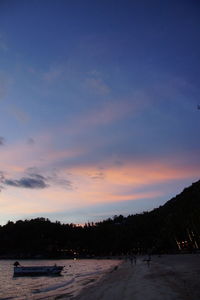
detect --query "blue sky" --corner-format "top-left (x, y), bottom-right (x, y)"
top-left (0, 0), bottom-right (199, 225)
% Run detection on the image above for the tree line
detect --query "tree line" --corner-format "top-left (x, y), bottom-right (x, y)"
top-left (0, 180), bottom-right (200, 258)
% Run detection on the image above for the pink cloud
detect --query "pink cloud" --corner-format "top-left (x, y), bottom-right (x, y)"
top-left (1, 151), bottom-right (199, 218)
top-left (62, 97), bottom-right (145, 138)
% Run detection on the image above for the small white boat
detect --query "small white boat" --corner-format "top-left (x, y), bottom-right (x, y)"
top-left (14, 265), bottom-right (64, 276)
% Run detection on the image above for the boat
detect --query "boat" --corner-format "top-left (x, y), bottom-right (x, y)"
top-left (13, 265), bottom-right (64, 276)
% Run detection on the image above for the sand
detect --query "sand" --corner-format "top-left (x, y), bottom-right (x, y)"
top-left (70, 254), bottom-right (200, 300)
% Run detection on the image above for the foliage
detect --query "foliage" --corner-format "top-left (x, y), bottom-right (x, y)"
top-left (0, 180), bottom-right (200, 257)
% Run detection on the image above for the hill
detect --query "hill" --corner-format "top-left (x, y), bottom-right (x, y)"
top-left (0, 180), bottom-right (199, 258)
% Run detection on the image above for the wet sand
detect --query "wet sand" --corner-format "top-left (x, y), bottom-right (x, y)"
top-left (69, 254), bottom-right (200, 300)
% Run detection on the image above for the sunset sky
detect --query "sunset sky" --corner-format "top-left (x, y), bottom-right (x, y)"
top-left (0, 0), bottom-right (199, 225)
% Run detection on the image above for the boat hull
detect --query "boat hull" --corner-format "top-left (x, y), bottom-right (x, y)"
top-left (14, 266), bottom-right (64, 276)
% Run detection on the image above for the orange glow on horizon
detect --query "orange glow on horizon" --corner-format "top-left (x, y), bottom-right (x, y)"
top-left (0, 138), bottom-right (199, 218)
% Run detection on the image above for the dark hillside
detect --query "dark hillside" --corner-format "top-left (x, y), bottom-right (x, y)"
top-left (0, 180), bottom-right (199, 257)
top-left (155, 180), bottom-right (200, 252)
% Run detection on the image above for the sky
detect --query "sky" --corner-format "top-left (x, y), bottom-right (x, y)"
top-left (0, 0), bottom-right (199, 225)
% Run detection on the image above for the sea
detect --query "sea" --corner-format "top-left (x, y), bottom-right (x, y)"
top-left (0, 259), bottom-right (121, 300)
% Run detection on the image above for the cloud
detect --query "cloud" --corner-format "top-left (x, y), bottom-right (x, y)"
top-left (26, 167), bottom-right (73, 190)
top-left (90, 172), bottom-right (105, 180)
top-left (63, 99), bottom-right (140, 136)
top-left (48, 175), bottom-right (73, 190)
top-left (0, 171), bottom-right (5, 191)
top-left (0, 137), bottom-right (5, 146)
top-left (4, 173), bottom-right (48, 189)
top-left (0, 171), bottom-right (5, 180)
top-left (27, 138), bottom-right (35, 145)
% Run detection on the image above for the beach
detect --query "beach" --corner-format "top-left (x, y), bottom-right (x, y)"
top-left (70, 254), bottom-right (200, 300)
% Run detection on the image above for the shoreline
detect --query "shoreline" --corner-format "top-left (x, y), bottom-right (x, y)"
top-left (66, 254), bottom-right (200, 300)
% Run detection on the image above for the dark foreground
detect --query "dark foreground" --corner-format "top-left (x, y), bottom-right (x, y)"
top-left (68, 254), bottom-right (200, 300)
